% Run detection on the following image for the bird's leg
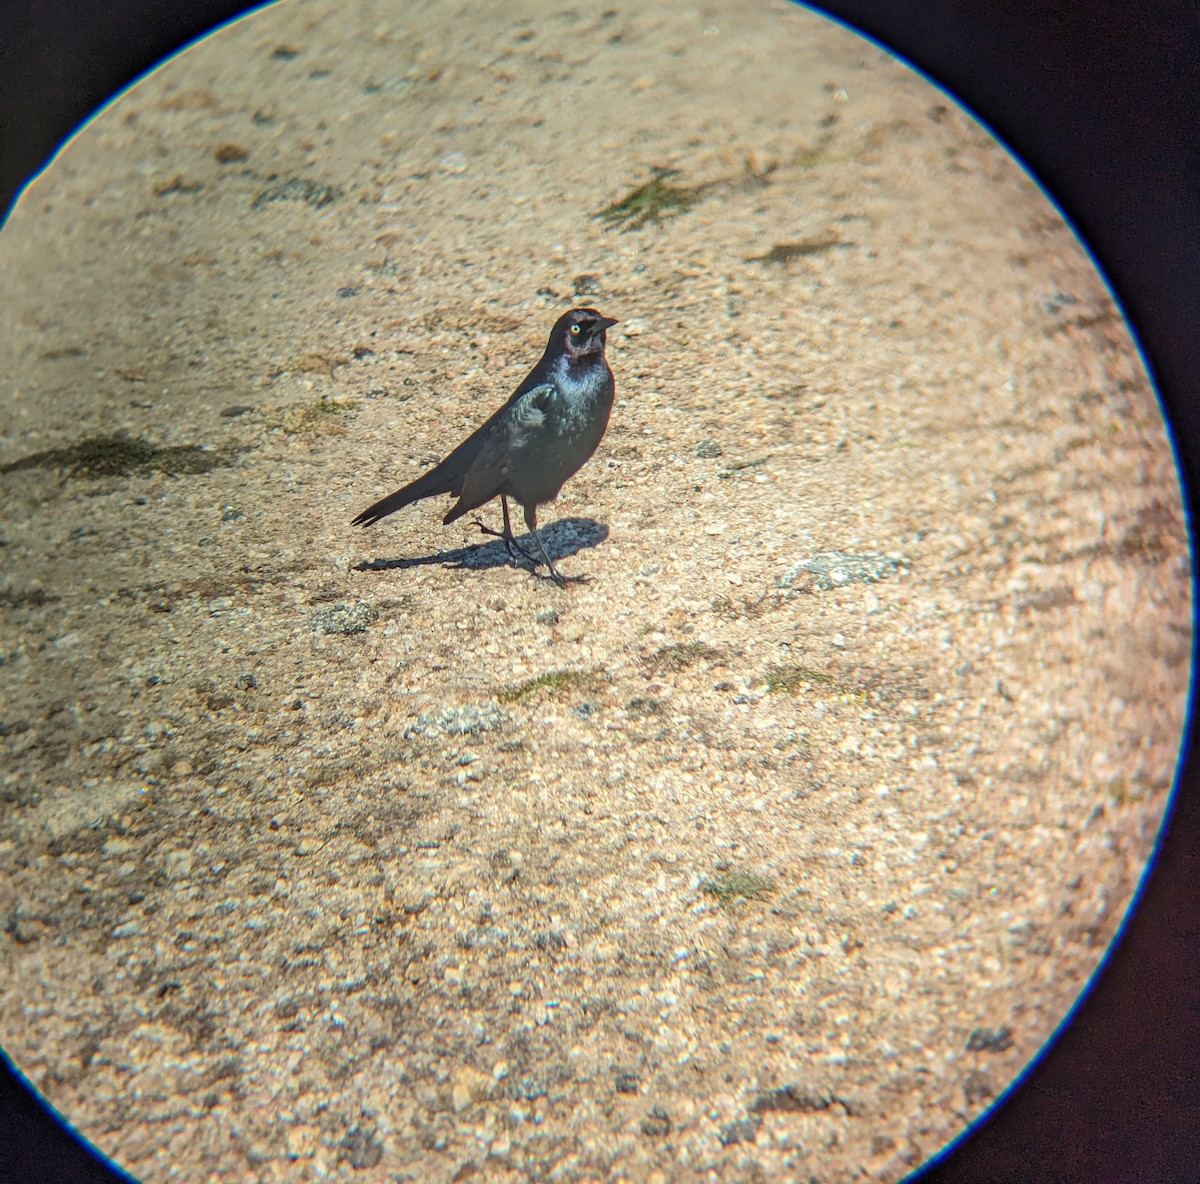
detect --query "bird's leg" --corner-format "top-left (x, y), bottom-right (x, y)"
top-left (474, 497), bottom-right (537, 566)
top-left (524, 505), bottom-right (566, 588)
top-left (504, 507), bottom-right (541, 569)
top-left (501, 497), bottom-right (524, 558)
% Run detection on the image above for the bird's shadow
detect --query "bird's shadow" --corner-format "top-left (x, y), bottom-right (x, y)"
top-left (352, 515), bottom-right (609, 578)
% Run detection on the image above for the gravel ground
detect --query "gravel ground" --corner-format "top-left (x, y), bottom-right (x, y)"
top-left (0, 1), bottom-right (1190, 1181)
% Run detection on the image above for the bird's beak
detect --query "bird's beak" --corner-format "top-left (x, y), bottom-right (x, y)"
top-left (596, 316), bottom-right (619, 331)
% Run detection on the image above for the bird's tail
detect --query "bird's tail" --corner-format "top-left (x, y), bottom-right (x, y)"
top-left (351, 464), bottom-right (460, 528)
top-left (352, 405), bottom-right (497, 527)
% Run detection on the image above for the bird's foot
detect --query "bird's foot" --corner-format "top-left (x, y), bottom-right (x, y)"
top-left (540, 566), bottom-right (591, 589)
top-left (472, 519), bottom-right (536, 565)
top-left (472, 518), bottom-right (507, 543)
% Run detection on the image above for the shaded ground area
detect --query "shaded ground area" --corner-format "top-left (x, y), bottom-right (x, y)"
top-left (0, 1), bottom-right (1189, 1181)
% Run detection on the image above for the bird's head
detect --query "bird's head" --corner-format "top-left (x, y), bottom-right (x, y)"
top-left (556, 307), bottom-right (618, 360)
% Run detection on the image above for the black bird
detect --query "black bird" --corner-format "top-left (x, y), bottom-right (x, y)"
top-left (352, 307), bottom-right (618, 586)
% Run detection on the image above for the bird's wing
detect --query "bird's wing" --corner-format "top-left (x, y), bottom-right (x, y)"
top-left (352, 358), bottom-right (554, 529)
top-left (445, 384), bottom-right (559, 520)
top-left (351, 390), bottom-right (527, 527)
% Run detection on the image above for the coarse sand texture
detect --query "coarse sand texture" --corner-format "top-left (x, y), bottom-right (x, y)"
top-left (0, 1), bottom-right (1189, 1181)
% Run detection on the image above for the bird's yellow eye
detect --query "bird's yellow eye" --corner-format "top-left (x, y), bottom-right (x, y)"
top-left (569, 323), bottom-right (581, 335)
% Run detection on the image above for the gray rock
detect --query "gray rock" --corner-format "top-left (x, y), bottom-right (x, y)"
top-left (311, 601), bottom-right (378, 635)
top-left (718, 1115), bottom-right (762, 1146)
top-left (965, 1025), bottom-right (1013, 1053)
top-left (615, 1072), bottom-right (640, 1094)
top-left (963, 1070), bottom-right (994, 1106)
top-left (641, 1105), bottom-right (671, 1137)
top-left (405, 704), bottom-right (509, 739)
top-left (339, 1124), bottom-right (383, 1170)
top-left (779, 550), bottom-right (908, 592)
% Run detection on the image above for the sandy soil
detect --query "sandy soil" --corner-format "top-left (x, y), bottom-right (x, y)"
top-left (0, 1), bottom-right (1190, 1181)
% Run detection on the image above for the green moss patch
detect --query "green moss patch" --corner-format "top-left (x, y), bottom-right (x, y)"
top-left (747, 238), bottom-right (849, 264)
top-left (765, 663), bottom-right (868, 705)
top-left (596, 169), bottom-right (702, 231)
top-left (1, 434), bottom-right (235, 479)
top-left (700, 871), bottom-right (776, 906)
top-left (764, 664), bottom-right (835, 693)
top-left (643, 641), bottom-right (725, 674)
top-left (498, 668), bottom-right (607, 704)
